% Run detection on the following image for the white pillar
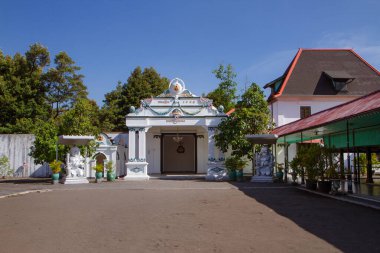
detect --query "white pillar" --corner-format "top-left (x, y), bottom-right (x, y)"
top-left (208, 127), bottom-right (216, 162)
top-left (66, 153), bottom-right (71, 177)
top-left (138, 128), bottom-right (146, 162)
top-left (125, 127), bottom-right (149, 180)
top-left (128, 129), bottom-right (136, 162)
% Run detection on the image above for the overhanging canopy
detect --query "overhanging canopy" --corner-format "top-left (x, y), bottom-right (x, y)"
top-left (272, 90), bottom-right (380, 150)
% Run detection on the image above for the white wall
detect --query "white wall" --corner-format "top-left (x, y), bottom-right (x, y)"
top-left (197, 135), bottom-right (208, 173)
top-left (0, 134), bottom-right (50, 177)
top-left (146, 132), bottom-right (161, 174)
top-left (272, 96), bottom-right (356, 127)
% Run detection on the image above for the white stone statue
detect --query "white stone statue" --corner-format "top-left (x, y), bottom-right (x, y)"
top-left (255, 145), bottom-right (274, 176)
top-left (68, 146), bottom-right (85, 178)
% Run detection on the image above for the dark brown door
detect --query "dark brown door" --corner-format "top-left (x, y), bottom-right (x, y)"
top-left (162, 134), bottom-right (196, 173)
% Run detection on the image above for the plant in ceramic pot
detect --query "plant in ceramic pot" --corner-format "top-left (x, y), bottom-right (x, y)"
top-left (224, 156), bottom-right (247, 182)
top-left (298, 145), bottom-right (320, 190)
top-left (49, 160), bottom-right (62, 184)
top-left (235, 157), bottom-right (248, 182)
top-left (289, 158), bottom-right (301, 185)
top-left (316, 147), bottom-right (339, 193)
top-left (224, 156), bottom-right (237, 181)
top-left (94, 163), bottom-right (104, 183)
top-left (276, 163), bottom-right (284, 182)
top-left (105, 161), bottom-right (116, 182)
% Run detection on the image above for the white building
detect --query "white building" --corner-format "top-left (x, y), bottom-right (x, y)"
top-left (122, 78), bottom-right (227, 179)
top-left (265, 48), bottom-right (380, 165)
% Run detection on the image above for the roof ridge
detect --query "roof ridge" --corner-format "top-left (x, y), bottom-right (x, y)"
top-left (299, 48), bottom-right (353, 51)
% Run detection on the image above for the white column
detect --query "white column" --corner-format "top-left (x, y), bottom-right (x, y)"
top-left (125, 127), bottom-right (149, 180)
top-left (208, 127), bottom-right (216, 162)
top-left (128, 129), bottom-right (136, 161)
top-left (138, 128), bottom-right (146, 162)
top-left (66, 153), bottom-right (71, 177)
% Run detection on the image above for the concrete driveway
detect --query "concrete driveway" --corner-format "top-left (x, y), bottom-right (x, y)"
top-left (0, 180), bottom-right (379, 253)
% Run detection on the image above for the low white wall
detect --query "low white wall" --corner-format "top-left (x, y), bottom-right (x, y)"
top-left (0, 134), bottom-right (49, 177)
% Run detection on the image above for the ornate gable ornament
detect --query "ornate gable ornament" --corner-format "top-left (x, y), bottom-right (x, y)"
top-left (128, 78), bottom-right (226, 118)
top-left (158, 78), bottom-right (195, 98)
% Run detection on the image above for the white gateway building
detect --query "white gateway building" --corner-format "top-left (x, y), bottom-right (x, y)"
top-left (124, 78), bottom-right (227, 179)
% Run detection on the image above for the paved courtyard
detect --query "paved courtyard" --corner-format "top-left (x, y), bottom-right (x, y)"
top-left (0, 179), bottom-right (379, 253)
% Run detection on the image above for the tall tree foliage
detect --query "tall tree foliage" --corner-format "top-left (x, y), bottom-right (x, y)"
top-left (0, 44), bottom-right (51, 133)
top-left (207, 64), bottom-right (237, 112)
top-left (45, 52), bottom-right (88, 118)
top-left (100, 66), bottom-right (169, 131)
top-left (0, 43), bottom-right (100, 163)
top-left (214, 83), bottom-right (270, 159)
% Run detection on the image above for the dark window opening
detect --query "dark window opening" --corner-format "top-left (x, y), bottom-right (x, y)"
top-left (300, 106), bottom-right (311, 119)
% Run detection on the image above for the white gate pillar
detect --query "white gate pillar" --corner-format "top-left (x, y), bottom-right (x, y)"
top-left (125, 127), bottom-right (149, 180)
top-left (207, 127), bottom-right (216, 162)
top-left (205, 126), bottom-right (228, 181)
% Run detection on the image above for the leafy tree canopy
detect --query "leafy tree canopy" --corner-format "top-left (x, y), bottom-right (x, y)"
top-left (207, 64), bottom-right (237, 112)
top-left (0, 44), bottom-right (51, 133)
top-left (214, 83), bottom-right (270, 160)
top-left (100, 66), bottom-right (169, 131)
top-left (44, 51), bottom-right (88, 118)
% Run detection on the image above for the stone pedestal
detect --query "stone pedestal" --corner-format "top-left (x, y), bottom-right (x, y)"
top-left (251, 176), bottom-right (273, 183)
top-left (124, 162), bottom-right (150, 180)
top-left (64, 177), bottom-right (89, 184)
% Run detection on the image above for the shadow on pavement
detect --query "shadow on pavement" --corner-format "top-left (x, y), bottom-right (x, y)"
top-left (0, 178), bottom-right (52, 185)
top-left (230, 181), bottom-right (380, 253)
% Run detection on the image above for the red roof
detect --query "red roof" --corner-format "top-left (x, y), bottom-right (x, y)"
top-left (271, 90), bottom-right (380, 137)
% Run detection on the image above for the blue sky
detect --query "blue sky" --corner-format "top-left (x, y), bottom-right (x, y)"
top-left (1, 0), bottom-right (380, 105)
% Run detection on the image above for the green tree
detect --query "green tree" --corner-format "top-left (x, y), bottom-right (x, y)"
top-left (59, 98), bottom-right (100, 136)
top-left (214, 83), bottom-right (270, 159)
top-left (100, 66), bottom-right (169, 131)
top-left (29, 119), bottom-right (60, 164)
top-left (0, 44), bottom-right (50, 133)
top-left (31, 98), bottom-right (100, 164)
top-left (207, 64), bottom-right (237, 112)
top-left (45, 52), bottom-right (88, 118)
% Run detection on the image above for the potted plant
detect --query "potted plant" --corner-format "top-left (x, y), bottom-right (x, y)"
top-left (299, 145), bottom-right (320, 190)
top-left (224, 156), bottom-right (247, 182)
top-left (289, 158), bottom-right (301, 185)
top-left (105, 161), bottom-right (115, 182)
top-left (316, 147), bottom-right (338, 193)
top-left (94, 163), bottom-right (104, 183)
top-left (49, 160), bottom-right (62, 184)
top-left (276, 163), bottom-right (284, 182)
top-left (224, 156), bottom-right (237, 181)
top-left (326, 165), bottom-right (340, 194)
top-left (235, 157), bottom-right (248, 182)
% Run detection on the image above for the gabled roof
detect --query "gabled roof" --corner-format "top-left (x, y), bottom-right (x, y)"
top-left (265, 49), bottom-right (380, 102)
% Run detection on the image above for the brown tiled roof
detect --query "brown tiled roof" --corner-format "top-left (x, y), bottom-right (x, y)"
top-left (266, 49), bottom-right (380, 102)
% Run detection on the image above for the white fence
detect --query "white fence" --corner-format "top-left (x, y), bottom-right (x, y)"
top-left (0, 134), bottom-right (50, 177)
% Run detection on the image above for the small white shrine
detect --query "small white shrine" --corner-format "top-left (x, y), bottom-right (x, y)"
top-left (58, 135), bottom-right (94, 184)
top-left (125, 78), bottom-right (227, 180)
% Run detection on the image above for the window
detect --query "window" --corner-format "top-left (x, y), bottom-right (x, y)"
top-left (300, 106), bottom-right (311, 119)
